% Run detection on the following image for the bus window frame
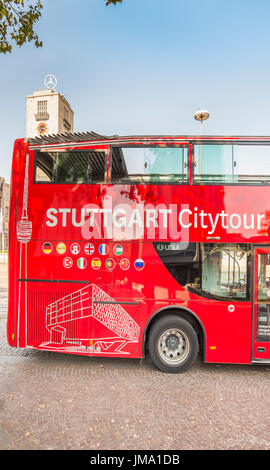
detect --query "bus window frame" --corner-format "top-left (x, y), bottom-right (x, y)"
top-left (33, 147), bottom-right (108, 185)
top-left (191, 141), bottom-right (270, 187)
top-left (108, 143), bottom-right (190, 185)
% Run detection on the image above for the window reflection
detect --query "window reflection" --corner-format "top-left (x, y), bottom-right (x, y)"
top-left (257, 253), bottom-right (270, 301)
top-left (201, 244), bottom-right (249, 299)
top-left (194, 144), bottom-right (270, 184)
top-left (35, 150), bottom-right (106, 184)
top-left (111, 147), bottom-right (188, 184)
top-left (154, 242), bottom-right (250, 300)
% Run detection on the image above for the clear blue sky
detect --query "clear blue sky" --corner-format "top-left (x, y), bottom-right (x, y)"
top-left (1, 0), bottom-right (270, 181)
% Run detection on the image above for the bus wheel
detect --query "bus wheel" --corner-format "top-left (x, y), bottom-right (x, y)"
top-left (148, 315), bottom-right (199, 373)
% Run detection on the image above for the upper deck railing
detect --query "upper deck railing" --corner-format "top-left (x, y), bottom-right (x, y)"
top-left (28, 131), bottom-right (270, 149)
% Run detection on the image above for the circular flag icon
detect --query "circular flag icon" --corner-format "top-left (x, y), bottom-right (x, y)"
top-left (120, 258), bottom-right (130, 271)
top-left (113, 244), bottom-right (123, 256)
top-left (105, 258), bottom-right (116, 271)
top-left (56, 242), bottom-right (66, 255)
top-left (70, 243), bottom-right (80, 255)
top-left (91, 258), bottom-right (101, 270)
top-left (42, 242), bottom-right (52, 254)
top-left (134, 258), bottom-right (145, 270)
top-left (77, 257), bottom-right (87, 269)
top-left (63, 257), bottom-right (73, 269)
top-left (99, 243), bottom-right (109, 256)
top-left (84, 243), bottom-right (95, 255)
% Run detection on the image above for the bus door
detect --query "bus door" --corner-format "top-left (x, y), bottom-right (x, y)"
top-left (253, 248), bottom-right (270, 361)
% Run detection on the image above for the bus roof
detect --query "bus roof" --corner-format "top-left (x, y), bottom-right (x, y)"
top-left (27, 131), bottom-right (270, 149)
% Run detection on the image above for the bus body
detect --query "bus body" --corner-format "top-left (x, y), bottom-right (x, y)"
top-left (7, 132), bottom-right (270, 372)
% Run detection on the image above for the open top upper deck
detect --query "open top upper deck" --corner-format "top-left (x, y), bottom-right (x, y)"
top-left (27, 131), bottom-right (270, 187)
top-left (27, 131), bottom-right (270, 150)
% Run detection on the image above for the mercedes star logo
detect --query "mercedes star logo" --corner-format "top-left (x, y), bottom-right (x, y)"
top-left (44, 74), bottom-right (57, 90)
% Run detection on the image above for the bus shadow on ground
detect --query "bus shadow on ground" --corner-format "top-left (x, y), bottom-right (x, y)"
top-left (10, 345), bottom-right (270, 375)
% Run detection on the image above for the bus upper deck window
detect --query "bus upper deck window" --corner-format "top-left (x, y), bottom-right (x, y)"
top-left (193, 144), bottom-right (270, 185)
top-left (111, 146), bottom-right (188, 184)
top-left (35, 150), bottom-right (106, 184)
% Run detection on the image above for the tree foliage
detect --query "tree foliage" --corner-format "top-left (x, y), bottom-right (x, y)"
top-left (0, 0), bottom-right (123, 54)
top-left (0, 0), bottom-right (43, 53)
top-left (106, 0), bottom-right (122, 5)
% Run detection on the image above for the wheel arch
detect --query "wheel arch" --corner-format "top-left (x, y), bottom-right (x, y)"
top-left (143, 305), bottom-right (207, 361)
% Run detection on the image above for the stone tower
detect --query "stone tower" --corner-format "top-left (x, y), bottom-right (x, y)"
top-left (26, 77), bottom-right (74, 138)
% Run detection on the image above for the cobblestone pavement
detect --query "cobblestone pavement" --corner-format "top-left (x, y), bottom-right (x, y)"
top-left (0, 264), bottom-right (269, 450)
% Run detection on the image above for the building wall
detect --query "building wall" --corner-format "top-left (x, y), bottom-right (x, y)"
top-left (58, 94), bottom-right (74, 134)
top-left (26, 89), bottom-right (74, 138)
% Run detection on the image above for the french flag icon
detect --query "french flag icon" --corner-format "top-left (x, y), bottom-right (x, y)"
top-left (99, 244), bottom-right (109, 255)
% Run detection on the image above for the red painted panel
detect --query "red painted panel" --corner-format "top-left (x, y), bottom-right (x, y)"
top-left (8, 138), bottom-right (270, 365)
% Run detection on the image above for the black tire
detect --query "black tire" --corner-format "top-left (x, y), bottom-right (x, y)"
top-left (148, 314), bottom-right (199, 373)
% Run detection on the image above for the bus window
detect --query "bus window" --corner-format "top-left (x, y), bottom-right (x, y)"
top-left (193, 144), bottom-right (270, 184)
top-left (35, 150), bottom-right (107, 184)
top-left (257, 253), bottom-right (270, 301)
top-left (154, 242), bottom-right (250, 300)
top-left (111, 147), bottom-right (188, 184)
top-left (201, 244), bottom-right (250, 299)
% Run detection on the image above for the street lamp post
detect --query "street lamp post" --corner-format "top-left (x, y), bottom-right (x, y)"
top-left (194, 109), bottom-right (210, 135)
top-left (194, 109), bottom-right (210, 176)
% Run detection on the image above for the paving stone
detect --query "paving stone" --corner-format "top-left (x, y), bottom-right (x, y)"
top-left (0, 270), bottom-right (269, 450)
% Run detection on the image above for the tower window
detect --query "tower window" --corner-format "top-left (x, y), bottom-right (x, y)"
top-left (36, 100), bottom-right (49, 121)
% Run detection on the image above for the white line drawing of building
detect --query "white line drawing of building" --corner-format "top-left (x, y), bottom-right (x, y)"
top-left (40, 284), bottom-right (140, 354)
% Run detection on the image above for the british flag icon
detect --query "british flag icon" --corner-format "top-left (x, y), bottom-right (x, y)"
top-left (84, 243), bottom-right (95, 255)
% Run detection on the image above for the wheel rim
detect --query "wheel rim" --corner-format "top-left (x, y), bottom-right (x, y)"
top-left (157, 328), bottom-right (190, 365)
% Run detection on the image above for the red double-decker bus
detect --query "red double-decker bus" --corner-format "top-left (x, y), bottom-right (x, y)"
top-left (7, 132), bottom-right (270, 372)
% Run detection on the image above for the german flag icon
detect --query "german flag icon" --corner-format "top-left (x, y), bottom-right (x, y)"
top-left (42, 242), bottom-right (52, 254)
